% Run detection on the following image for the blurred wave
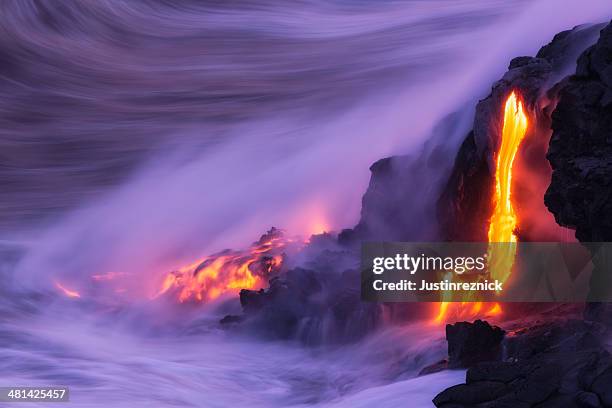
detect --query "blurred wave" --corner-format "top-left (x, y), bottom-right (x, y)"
top-left (0, 300), bottom-right (453, 407)
top-left (0, 0), bottom-right (520, 234)
top-left (2, 0), bottom-right (540, 294)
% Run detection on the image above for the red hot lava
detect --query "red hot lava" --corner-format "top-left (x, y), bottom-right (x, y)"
top-left (433, 91), bottom-right (529, 324)
top-left (157, 228), bottom-right (294, 303)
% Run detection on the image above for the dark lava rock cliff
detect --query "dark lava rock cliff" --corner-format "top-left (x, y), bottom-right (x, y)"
top-left (434, 21), bottom-right (612, 408)
top-left (545, 22), bottom-right (612, 242)
top-left (446, 320), bottom-right (505, 369)
top-left (545, 21), bottom-right (612, 314)
top-left (434, 319), bottom-right (610, 408)
top-left (438, 23), bottom-right (604, 242)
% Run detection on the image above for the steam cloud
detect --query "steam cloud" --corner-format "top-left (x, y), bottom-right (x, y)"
top-left (3, 0), bottom-right (612, 299)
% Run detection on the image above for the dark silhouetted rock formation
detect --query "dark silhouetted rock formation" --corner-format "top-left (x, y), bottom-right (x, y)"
top-left (546, 21), bottom-right (612, 242)
top-left (223, 264), bottom-right (383, 344)
top-left (544, 21), bottom-right (612, 321)
top-left (446, 320), bottom-right (505, 369)
top-left (434, 319), bottom-right (610, 408)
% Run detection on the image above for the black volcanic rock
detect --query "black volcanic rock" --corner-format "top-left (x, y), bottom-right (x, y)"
top-left (591, 368), bottom-right (612, 406)
top-left (219, 314), bottom-right (243, 325)
top-left (434, 319), bottom-right (612, 408)
top-left (436, 129), bottom-right (493, 241)
top-left (435, 349), bottom-right (612, 408)
top-left (433, 381), bottom-right (509, 406)
top-left (536, 24), bottom-right (607, 75)
top-left (575, 391), bottom-right (602, 408)
top-left (446, 320), bottom-right (505, 368)
top-left (223, 264), bottom-right (383, 344)
top-left (544, 21), bottom-right (612, 311)
top-left (237, 268), bottom-right (324, 339)
top-left (504, 319), bottom-right (606, 360)
top-left (545, 21), bottom-right (612, 242)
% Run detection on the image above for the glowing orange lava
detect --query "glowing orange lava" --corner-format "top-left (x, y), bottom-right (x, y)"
top-left (434, 91), bottom-right (528, 324)
top-left (157, 228), bottom-right (293, 303)
top-left (434, 301), bottom-right (502, 324)
top-left (55, 282), bottom-right (81, 298)
top-left (487, 91), bottom-right (528, 284)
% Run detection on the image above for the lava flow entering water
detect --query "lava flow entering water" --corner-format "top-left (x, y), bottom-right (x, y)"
top-left (434, 91), bottom-right (528, 323)
top-left (156, 228), bottom-right (295, 303)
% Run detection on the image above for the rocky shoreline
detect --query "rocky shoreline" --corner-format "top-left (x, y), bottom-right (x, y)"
top-left (433, 316), bottom-right (610, 408)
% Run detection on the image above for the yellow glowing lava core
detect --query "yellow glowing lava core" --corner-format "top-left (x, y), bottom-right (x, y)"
top-left (487, 91), bottom-right (528, 284)
top-left (433, 91), bottom-right (528, 324)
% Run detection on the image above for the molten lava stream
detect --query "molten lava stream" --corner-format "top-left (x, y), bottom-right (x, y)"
top-left (157, 228), bottom-right (291, 303)
top-left (487, 91), bottom-right (528, 284)
top-left (434, 91), bottom-right (528, 324)
top-left (434, 301), bottom-right (502, 324)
